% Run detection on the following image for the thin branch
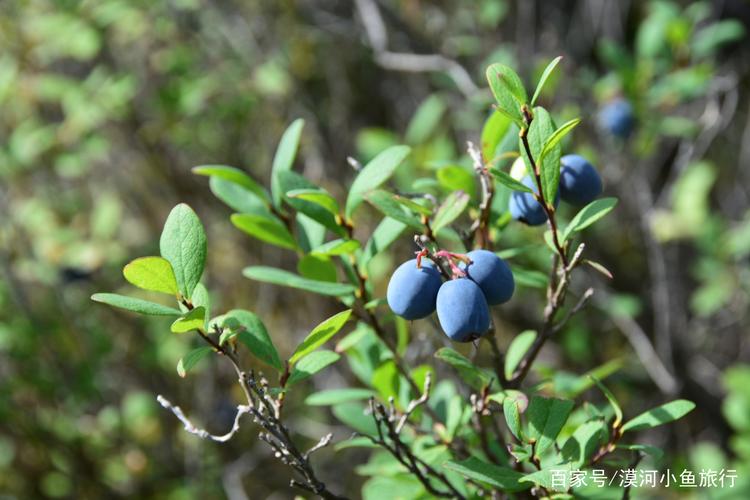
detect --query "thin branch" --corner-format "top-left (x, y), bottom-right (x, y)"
top-left (353, 0), bottom-right (479, 98)
top-left (467, 141), bottom-right (496, 249)
top-left (157, 395), bottom-right (251, 442)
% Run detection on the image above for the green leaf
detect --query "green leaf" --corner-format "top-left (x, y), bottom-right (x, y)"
top-left (192, 165), bottom-right (270, 204)
top-left (171, 307), bottom-right (206, 333)
top-left (435, 347), bottom-right (492, 391)
top-left (191, 283), bottom-right (211, 329)
top-left (481, 110), bottom-right (512, 162)
top-left (278, 171), bottom-right (344, 236)
top-left (621, 399), bottom-right (695, 433)
top-left (332, 402), bottom-right (378, 436)
top-left (561, 419), bottom-right (608, 467)
top-left (526, 396), bottom-right (574, 456)
top-left (504, 330), bottom-right (536, 380)
top-left (431, 191), bottom-right (469, 233)
top-left (504, 394), bottom-right (524, 441)
top-left (346, 145), bottom-right (411, 218)
top-left (177, 346), bottom-right (213, 377)
top-left (392, 195), bottom-right (432, 216)
top-left (271, 118), bottom-right (304, 208)
top-left (287, 350), bottom-right (340, 386)
top-left (486, 63), bottom-right (527, 124)
top-left (305, 388), bottom-right (376, 406)
top-left (122, 256), bottom-right (178, 295)
top-left (437, 166), bottom-right (476, 199)
top-left (519, 107), bottom-right (560, 203)
top-left (209, 176), bottom-right (270, 215)
top-left (512, 268), bottom-right (548, 288)
top-left (312, 239), bottom-right (361, 257)
top-left (361, 217), bottom-right (407, 266)
top-left (290, 309), bottom-right (352, 364)
top-left (490, 168), bottom-right (533, 193)
top-left (231, 213), bottom-right (298, 251)
top-left (443, 457), bottom-right (527, 492)
top-left (297, 254), bottom-right (337, 282)
top-left (590, 376), bottom-right (623, 429)
top-left (617, 443), bottom-right (664, 460)
top-left (538, 118), bottom-right (581, 164)
top-left (365, 190), bottom-right (423, 229)
top-left (405, 94), bottom-right (446, 144)
top-left (520, 467), bottom-right (572, 492)
top-left (287, 188), bottom-right (340, 216)
top-left (562, 197), bottom-right (618, 242)
top-left (242, 266), bottom-right (356, 296)
top-left (91, 293), bottom-right (182, 316)
top-left (224, 309), bottom-right (283, 371)
top-left (530, 56), bottom-right (563, 106)
top-left (159, 204), bottom-right (207, 300)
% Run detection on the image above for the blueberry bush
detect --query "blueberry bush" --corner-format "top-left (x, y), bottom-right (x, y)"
top-left (92, 59), bottom-right (697, 498)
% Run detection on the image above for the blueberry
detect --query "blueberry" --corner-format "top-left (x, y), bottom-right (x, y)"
top-left (461, 250), bottom-right (515, 305)
top-left (436, 279), bottom-right (490, 342)
top-left (509, 175), bottom-right (558, 226)
top-left (386, 259), bottom-right (442, 320)
top-left (598, 98), bottom-right (635, 138)
top-left (559, 154), bottom-right (602, 206)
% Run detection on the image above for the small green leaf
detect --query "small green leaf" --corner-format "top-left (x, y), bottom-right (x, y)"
top-left (519, 107), bottom-right (560, 203)
top-left (530, 56), bottom-right (563, 106)
top-left (443, 457), bottom-right (527, 492)
top-left (504, 395), bottom-right (524, 441)
top-left (159, 204), bottom-right (207, 300)
top-left (365, 190), bottom-right (423, 229)
top-left (435, 347), bottom-right (492, 391)
top-left (481, 110), bottom-right (512, 162)
top-left (288, 188), bottom-right (340, 216)
top-left (193, 165), bottom-right (270, 204)
top-left (392, 195), bottom-right (432, 216)
top-left (526, 396), bottom-right (574, 456)
top-left (405, 94), bottom-right (446, 144)
top-left (538, 118), bottom-right (581, 164)
top-left (431, 190), bottom-right (469, 233)
top-left (177, 346), bottom-right (213, 377)
top-left (621, 399), bottom-right (695, 433)
top-left (305, 388), bottom-right (376, 406)
top-left (490, 168), bottom-right (533, 193)
top-left (287, 350), bottom-right (340, 386)
top-left (312, 239), bottom-right (361, 256)
top-left (361, 217), bottom-right (407, 266)
top-left (504, 330), bottom-right (537, 380)
top-left (91, 293), bottom-right (182, 316)
top-left (278, 171), bottom-right (344, 236)
top-left (562, 197), bottom-right (618, 242)
top-left (290, 309), bottom-right (352, 364)
top-left (224, 309), bottom-right (283, 371)
top-left (191, 283), bottom-right (211, 329)
top-left (437, 165), bottom-right (476, 199)
top-left (297, 254), bottom-right (337, 282)
top-left (271, 119), bottom-right (305, 208)
top-left (209, 176), bottom-right (270, 215)
top-left (346, 145), bottom-right (411, 218)
top-left (122, 256), bottom-right (178, 295)
top-left (617, 443), bottom-right (664, 460)
top-left (561, 419), bottom-right (608, 467)
top-left (171, 307), bottom-right (206, 333)
top-left (486, 63), bottom-right (527, 124)
top-left (590, 376), bottom-right (623, 429)
top-left (512, 268), bottom-right (548, 288)
top-left (242, 266), bottom-right (356, 296)
top-left (231, 213), bottom-right (298, 251)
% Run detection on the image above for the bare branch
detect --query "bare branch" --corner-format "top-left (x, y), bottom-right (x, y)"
top-left (353, 0), bottom-right (479, 98)
top-left (157, 394), bottom-right (251, 443)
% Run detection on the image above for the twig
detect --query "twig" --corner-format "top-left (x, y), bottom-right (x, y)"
top-left (395, 372), bottom-right (432, 434)
top-left (353, 0), bottom-right (479, 98)
top-left (467, 141), bottom-right (496, 249)
top-left (157, 395), bottom-right (251, 442)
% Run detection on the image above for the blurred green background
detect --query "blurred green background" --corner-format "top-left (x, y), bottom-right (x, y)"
top-left (1, 0), bottom-right (750, 498)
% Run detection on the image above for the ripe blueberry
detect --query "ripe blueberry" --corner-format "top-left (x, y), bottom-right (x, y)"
top-left (559, 154), bottom-right (602, 206)
top-left (460, 250), bottom-right (515, 305)
top-left (598, 98), bottom-right (634, 138)
top-left (509, 175), bottom-right (558, 226)
top-left (436, 279), bottom-right (490, 342)
top-left (386, 259), bottom-right (442, 320)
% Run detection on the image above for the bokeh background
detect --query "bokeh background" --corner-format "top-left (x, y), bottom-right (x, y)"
top-left (2, 0), bottom-right (750, 498)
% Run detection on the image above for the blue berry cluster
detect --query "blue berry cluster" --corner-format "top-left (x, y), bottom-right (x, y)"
top-left (509, 154), bottom-right (603, 225)
top-left (387, 250), bottom-right (514, 342)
